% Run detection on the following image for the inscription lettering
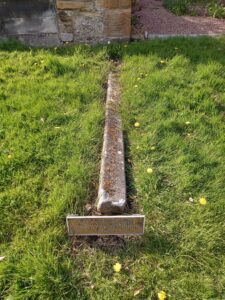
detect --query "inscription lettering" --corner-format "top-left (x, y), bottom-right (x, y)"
top-left (67, 215), bottom-right (145, 236)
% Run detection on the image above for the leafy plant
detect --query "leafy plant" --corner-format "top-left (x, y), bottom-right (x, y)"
top-left (131, 15), bottom-right (139, 26)
top-left (207, 1), bottom-right (225, 18)
top-left (163, 0), bottom-right (189, 15)
top-left (164, 0), bottom-right (225, 18)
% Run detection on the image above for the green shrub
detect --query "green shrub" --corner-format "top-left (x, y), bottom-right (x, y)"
top-left (163, 0), bottom-right (188, 15)
top-left (164, 0), bottom-right (225, 18)
top-left (207, 1), bottom-right (225, 18)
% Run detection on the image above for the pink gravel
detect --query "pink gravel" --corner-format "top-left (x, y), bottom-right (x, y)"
top-left (132, 0), bottom-right (225, 37)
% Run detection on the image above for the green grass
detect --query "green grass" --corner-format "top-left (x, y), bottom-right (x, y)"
top-left (163, 0), bottom-right (189, 15)
top-left (0, 41), bottom-right (109, 299)
top-left (163, 0), bottom-right (225, 18)
top-left (120, 37), bottom-right (225, 299)
top-left (0, 38), bottom-right (225, 299)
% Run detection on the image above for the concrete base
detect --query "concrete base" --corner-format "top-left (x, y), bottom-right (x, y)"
top-left (132, 33), bottom-right (225, 40)
top-left (0, 34), bottom-right (61, 47)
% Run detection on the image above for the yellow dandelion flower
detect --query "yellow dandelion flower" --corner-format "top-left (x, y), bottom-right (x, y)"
top-left (134, 122), bottom-right (140, 128)
top-left (199, 197), bottom-right (207, 205)
top-left (7, 154), bottom-right (12, 159)
top-left (137, 77), bottom-right (141, 81)
top-left (113, 262), bottom-right (122, 273)
top-left (185, 121), bottom-right (191, 125)
top-left (160, 60), bottom-right (166, 64)
top-left (158, 291), bottom-right (167, 300)
top-left (150, 146), bottom-right (156, 150)
top-left (147, 168), bottom-right (153, 174)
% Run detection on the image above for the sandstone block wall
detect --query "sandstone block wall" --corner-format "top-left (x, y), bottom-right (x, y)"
top-left (57, 0), bottom-right (131, 43)
top-left (0, 0), bottom-right (131, 46)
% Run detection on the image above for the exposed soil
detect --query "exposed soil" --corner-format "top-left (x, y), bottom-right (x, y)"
top-left (71, 235), bottom-right (126, 254)
top-left (132, 0), bottom-right (225, 37)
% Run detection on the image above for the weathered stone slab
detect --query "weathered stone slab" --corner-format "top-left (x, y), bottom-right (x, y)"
top-left (56, 0), bottom-right (93, 10)
top-left (11, 33), bottom-right (60, 47)
top-left (104, 9), bottom-right (131, 38)
top-left (96, 0), bottom-right (131, 10)
top-left (60, 32), bottom-right (73, 42)
top-left (2, 16), bottom-right (58, 35)
top-left (0, 0), bottom-right (60, 46)
top-left (73, 12), bottom-right (104, 42)
top-left (67, 215), bottom-right (145, 236)
top-left (0, 0), bottom-right (54, 18)
top-left (97, 73), bottom-right (126, 214)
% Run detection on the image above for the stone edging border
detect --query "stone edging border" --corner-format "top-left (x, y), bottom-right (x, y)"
top-left (131, 33), bottom-right (225, 40)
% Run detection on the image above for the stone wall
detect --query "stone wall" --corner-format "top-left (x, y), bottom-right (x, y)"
top-left (0, 0), bottom-right (60, 46)
top-left (0, 0), bottom-right (131, 46)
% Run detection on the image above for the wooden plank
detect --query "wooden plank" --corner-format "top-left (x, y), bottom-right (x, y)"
top-left (67, 215), bottom-right (145, 236)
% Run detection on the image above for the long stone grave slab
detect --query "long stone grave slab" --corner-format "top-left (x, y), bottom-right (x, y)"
top-left (66, 72), bottom-right (145, 236)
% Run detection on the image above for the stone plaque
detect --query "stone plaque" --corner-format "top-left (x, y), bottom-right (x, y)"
top-left (67, 215), bottom-right (145, 236)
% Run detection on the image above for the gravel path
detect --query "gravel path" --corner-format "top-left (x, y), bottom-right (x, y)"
top-left (132, 0), bottom-right (225, 37)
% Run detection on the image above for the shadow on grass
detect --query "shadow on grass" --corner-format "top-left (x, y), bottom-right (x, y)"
top-left (109, 36), bottom-right (225, 66)
top-left (72, 229), bottom-right (177, 258)
top-left (0, 38), bottom-right (104, 58)
top-left (2, 36), bottom-right (225, 67)
top-left (123, 130), bottom-right (139, 214)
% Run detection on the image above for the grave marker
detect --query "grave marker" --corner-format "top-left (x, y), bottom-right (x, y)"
top-left (67, 215), bottom-right (145, 236)
top-left (66, 72), bottom-right (145, 236)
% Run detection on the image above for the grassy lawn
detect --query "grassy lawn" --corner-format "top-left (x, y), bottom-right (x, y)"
top-left (121, 37), bottom-right (225, 299)
top-left (0, 38), bottom-right (225, 299)
top-left (0, 41), bottom-right (109, 299)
